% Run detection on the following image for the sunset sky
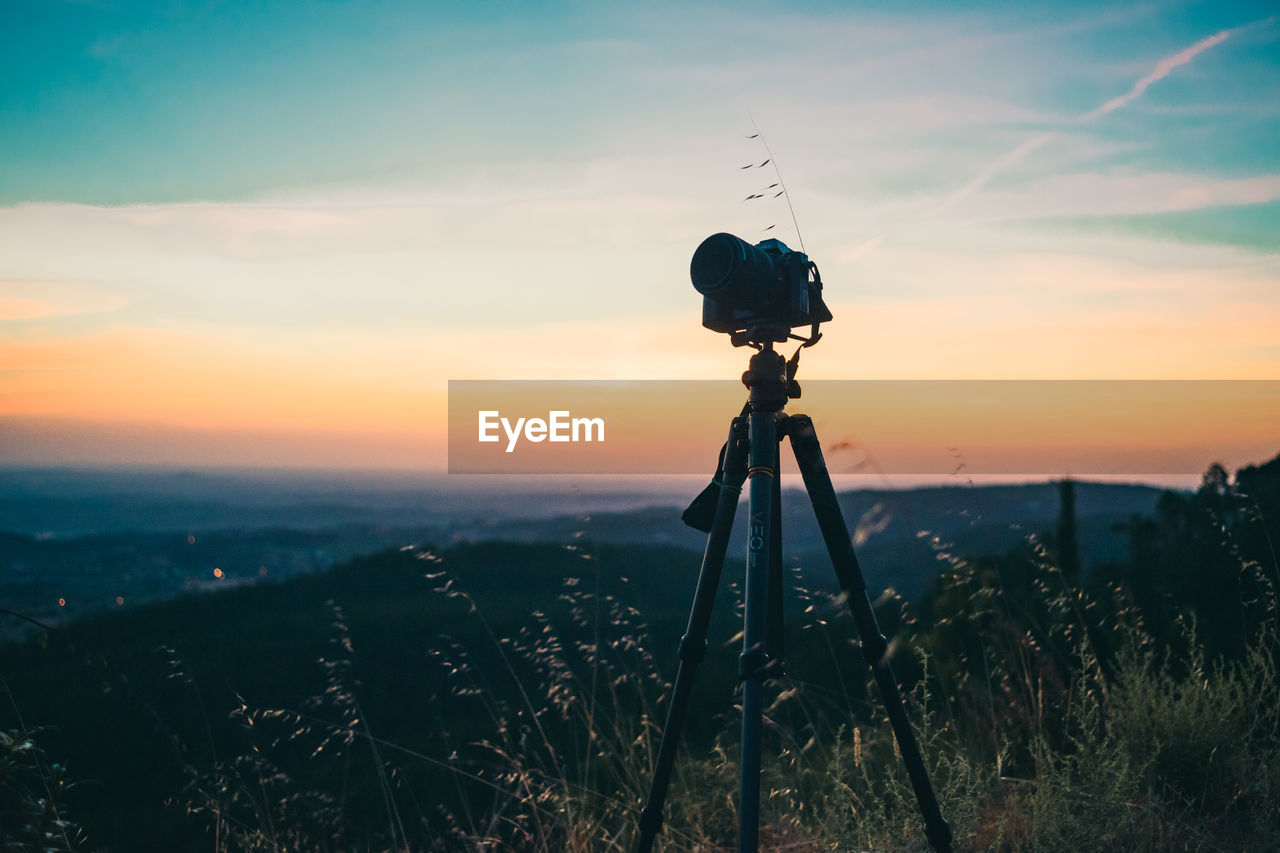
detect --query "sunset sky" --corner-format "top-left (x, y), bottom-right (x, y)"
top-left (2, 1), bottom-right (1278, 474)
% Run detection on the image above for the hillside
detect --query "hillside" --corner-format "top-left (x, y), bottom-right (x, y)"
top-left (5, 464), bottom-right (1276, 850)
top-left (0, 542), bottom-right (728, 851)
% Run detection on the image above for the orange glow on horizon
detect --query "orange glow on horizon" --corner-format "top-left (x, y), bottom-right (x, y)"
top-left (0, 327), bottom-right (445, 430)
top-left (3, 277), bottom-right (1278, 470)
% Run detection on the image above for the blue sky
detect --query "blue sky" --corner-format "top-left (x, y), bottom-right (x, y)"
top-left (5, 1), bottom-right (1277, 204)
top-left (1, 0), bottom-right (1278, 469)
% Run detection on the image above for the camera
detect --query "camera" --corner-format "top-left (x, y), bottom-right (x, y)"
top-left (690, 232), bottom-right (832, 344)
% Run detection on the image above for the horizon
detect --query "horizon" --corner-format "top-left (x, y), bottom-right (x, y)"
top-left (0, 461), bottom-right (1212, 493)
top-left (0, 460), bottom-right (1197, 546)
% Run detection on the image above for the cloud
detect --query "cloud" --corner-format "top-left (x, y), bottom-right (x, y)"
top-left (926, 171), bottom-right (1280, 221)
top-left (0, 280), bottom-right (128, 320)
top-left (1026, 199), bottom-right (1280, 254)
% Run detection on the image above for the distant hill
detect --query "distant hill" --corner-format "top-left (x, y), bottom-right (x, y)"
top-left (1, 473), bottom-right (1165, 636)
top-left (447, 481), bottom-right (1166, 598)
top-left (0, 469), bottom-right (1164, 545)
top-left (0, 467), bottom-right (689, 538)
top-left (0, 475), bottom-right (1166, 631)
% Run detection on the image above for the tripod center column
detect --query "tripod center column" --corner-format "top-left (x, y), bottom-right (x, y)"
top-left (737, 347), bottom-right (789, 853)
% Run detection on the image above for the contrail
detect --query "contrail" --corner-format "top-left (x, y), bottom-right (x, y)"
top-left (927, 132), bottom-right (1054, 216)
top-left (1080, 28), bottom-right (1232, 121)
top-left (930, 27), bottom-right (1238, 215)
top-left (869, 19), bottom-right (1270, 237)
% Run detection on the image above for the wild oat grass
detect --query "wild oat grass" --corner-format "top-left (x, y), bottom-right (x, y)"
top-left (1, 724), bottom-right (83, 852)
top-left (195, 536), bottom-right (1278, 852)
top-left (421, 543), bottom-right (738, 851)
top-left (7, 514), bottom-right (1277, 851)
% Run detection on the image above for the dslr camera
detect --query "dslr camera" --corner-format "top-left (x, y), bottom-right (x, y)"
top-left (690, 232), bottom-right (832, 345)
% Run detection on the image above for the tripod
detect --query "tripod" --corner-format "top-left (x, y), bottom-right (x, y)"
top-left (635, 345), bottom-right (953, 853)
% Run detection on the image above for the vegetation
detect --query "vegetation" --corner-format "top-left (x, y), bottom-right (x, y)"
top-left (1, 456), bottom-right (1278, 851)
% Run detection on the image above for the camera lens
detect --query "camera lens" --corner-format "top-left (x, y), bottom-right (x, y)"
top-left (690, 233), bottom-right (745, 295)
top-left (690, 233), bottom-right (777, 308)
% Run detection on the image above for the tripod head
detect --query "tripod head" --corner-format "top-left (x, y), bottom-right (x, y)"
top-left (742, 343), bottom-right (802, 411)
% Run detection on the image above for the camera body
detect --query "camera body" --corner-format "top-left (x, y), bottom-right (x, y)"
top-left (690, 233), bottom-right (832, 343)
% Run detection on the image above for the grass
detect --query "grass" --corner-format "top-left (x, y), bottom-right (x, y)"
top-left (3, 529), bottom-right (1279, 851)
top-left (392, 537), bottom-right (1280, 850)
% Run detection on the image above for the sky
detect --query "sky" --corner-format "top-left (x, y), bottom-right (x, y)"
top-left (1, 0), bottom-right (1278, 476)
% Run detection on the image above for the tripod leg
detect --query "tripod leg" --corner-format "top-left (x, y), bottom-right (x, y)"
top-left (787, 415), bottom-right (954, 853)
top-left (766, 439), bottom-right (785, 667)
top-left (737, 407), bottom-right (779, 853)
top-left (636, 415), bottom-right (748, 853)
